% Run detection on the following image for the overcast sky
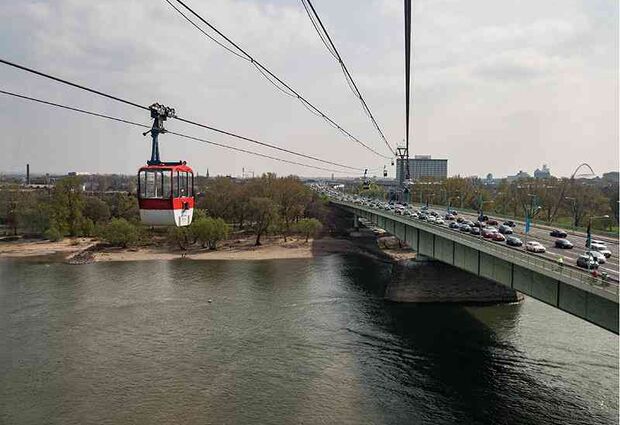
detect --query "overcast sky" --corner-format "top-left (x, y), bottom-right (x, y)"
top-left (0, 0), bottom-right (618, 178)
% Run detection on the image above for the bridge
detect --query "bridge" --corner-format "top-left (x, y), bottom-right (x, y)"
top-left (332, 199), bottom-right (619, 334)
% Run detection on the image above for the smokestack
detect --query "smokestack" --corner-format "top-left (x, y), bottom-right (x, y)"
top-left (26, 163), bottom-right (30, 185)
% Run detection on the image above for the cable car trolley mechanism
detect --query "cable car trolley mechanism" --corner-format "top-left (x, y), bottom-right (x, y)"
top-left (137, 103), bottom-right (194, 227)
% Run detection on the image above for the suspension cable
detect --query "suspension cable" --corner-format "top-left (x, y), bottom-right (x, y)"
top-left (166, 0), bottom-right (392, 159)
top-left (0, 89), bottom-right (354, 174)
top-left (0, 57), bottom-right (363, 171)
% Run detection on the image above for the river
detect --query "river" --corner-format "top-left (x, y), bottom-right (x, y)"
top-left (0, 255), bottom-right (617, 424)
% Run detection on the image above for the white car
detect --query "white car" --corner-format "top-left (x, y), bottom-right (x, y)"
top-left (526, 241), bottom-right (546, 253)
top-left (428, 216), bottom-right (437, 223)
top-left (587, 250), bottom-right (607, 264)
top-left (435, 218), bottom-right (445, 225)
top-left (590, 243), bottom-right (612, 258)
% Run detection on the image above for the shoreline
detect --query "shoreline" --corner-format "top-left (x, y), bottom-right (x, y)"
top-left (0, 236), bottom-right (368, 264)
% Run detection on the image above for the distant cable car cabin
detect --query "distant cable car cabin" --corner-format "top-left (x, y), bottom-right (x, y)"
top-left (137, 103), bottom-right (194, 227)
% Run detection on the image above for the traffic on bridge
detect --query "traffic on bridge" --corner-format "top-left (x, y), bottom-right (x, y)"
top-left (316, 185), bottom-right (619, 286)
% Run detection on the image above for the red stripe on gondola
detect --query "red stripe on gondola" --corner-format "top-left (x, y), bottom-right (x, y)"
top-left (139, 197), bottom-right (194, 210)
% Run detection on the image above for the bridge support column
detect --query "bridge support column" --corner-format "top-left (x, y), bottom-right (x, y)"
top-left (353, 213), bottom-right (359, 230)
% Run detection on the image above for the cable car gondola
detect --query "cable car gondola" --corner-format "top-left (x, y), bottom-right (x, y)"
top-left (137, 103), bottom-right (194, 227)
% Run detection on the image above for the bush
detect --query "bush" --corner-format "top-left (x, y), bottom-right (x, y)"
top-left (44, 226), bottom-right (63, 242)
top-left (79, 218), bottom-right (95, 237)
top-left (101, 218), bottom-right (139, 248)
top-left (191, 217), bottom-right (228, 249)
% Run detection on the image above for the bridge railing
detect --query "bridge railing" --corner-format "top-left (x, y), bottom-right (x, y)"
top-left (336, 200), bottom-right (619, 300)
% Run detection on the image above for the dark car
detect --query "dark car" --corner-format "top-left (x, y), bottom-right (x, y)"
top-left (419, 214), bottom-right (428, 220)
top-left (469, 227), bottom-right (481, 235)
top-left (464, 220), bottom-right (475, 227)
top-left (451, 210), bottom-right (459, 215)
top-left (472, 221), bottom-right (483, 228)
top-left (506, 236), bottom-right (523, 247)
top-left (487, 219), bottom-right (499, 226)
top-left (498, 224), bottom-right (513, 234)
top-left (555, 239), bottom-right (573, 249)
top-left (550, 229), bottom-right (568, 238)
top-left (445, 214), bottom-right (455, 220)
top-left (460, 225), bottom-right (471, 233)
top-left (576, 254), bottom-right (598, 270)
top-left (430, 211), bottom-right (439, 217)
top-left (449, 222), bottom-right (460, 229)
top-left (481, 228), bottom-right (496, 239)
top-left (503, 220), bottom-right (516, 227)
top-left (480, 215), bottom-right (489, 222)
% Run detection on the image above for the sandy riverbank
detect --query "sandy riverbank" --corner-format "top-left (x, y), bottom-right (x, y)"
top-left (0, 236), bottom-right (362, 263)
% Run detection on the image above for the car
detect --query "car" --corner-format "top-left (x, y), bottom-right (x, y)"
top-left (587, 250), bottom-right (606, 264)
top-left (481, 228), bottom-right (496, 239)
top-left (444, 214), bottom-right (455, 221)
top-left (470, 227), bottom-right (481, 235)
top-left (554, 239), bottom-right (573, 249)
top-left (589, 243), bottom-right (612, 258)
top-left (498, 224), bottom-right (513, 234)
top-left (430, 211), bottom-right (439, 217)
top-left (449, 222), bottom-right (460, 229)
top-left (487, 219), bottom-right (499, 226)
top-left (492, 233), bottom-right (506, 242)
top-left (428, 216), bottom-right (437, 223)
top-left (435, 218), bottom-right (445, 225)
top-left (525, 241), bottom-right (546, 253)
top-left (456, 217), bottom-right (465, 224)
top-left (550, 229), bottom-right (568, 238)
top-left (450, 210), bottom-right (459, 215)
top-left (577, 254), bottom-right (599, 269)
top-left (464, 220), bottom-right (475, 227)
top-left (506, 236), bottom-right (523, 247)
top-left (472, 221), bottom-right (483, 228)
top-left (460, 225), bottom-right (471, 233)
top-left (480, 215), bottom-right (489, 222)
top-left (419, 214), bottom-right (428, 220)
top-left (587, 239), bottom-right (606, 247)
top-left (503, 220), bottom-right (516, 227)
top-left (411, 213), bottom-right (419, 219)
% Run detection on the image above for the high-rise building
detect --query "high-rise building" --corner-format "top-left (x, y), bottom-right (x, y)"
top-left (396, 155), bottom-right (448, 184)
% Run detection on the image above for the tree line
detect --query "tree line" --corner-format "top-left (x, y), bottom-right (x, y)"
top-left (357, 175), bottom-right (618, 231)
top-left (0, 173), bottom-right (327, 248)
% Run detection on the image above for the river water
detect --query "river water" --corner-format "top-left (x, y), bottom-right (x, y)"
top-left (0, 254), bottom-right (617, 425)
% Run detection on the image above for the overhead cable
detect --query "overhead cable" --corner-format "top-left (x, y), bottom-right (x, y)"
top-left (166, 0), bottom-right (392, 159)
top-left (0, 57), bottom-right (361, 171)
top-left (300, 0), bottom-right (395, 156)
top-left (0, 89), bottom-right (354, 174)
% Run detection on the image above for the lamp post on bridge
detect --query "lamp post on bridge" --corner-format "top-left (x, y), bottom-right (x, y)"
top-left (524, 194), bottom-right (542, 248)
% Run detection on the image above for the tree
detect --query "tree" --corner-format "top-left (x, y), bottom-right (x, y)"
top-left (294, 218), bottom-right (322, 242)
top-left (50, 176), bottom-right (84, 236)
top-left (167, 226), bottom-right (191, 250)
top-left (275, 176), bottom-right (311, 240)
top-left (83, 196), bottom-right (111, 224)
top-left (101, 218), bottom-right (139, 247)
top-left (111, 193), bottom-right (139, 222)
top-left (192, 217), bottom-right (229, 249)
top-left (249, 197), bottom-right (278, 246)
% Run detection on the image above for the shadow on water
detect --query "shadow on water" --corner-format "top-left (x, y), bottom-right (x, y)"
top-left (338, 253), bottom-right (614, 425)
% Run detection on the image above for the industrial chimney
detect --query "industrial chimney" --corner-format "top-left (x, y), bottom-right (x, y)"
top-left (26, 163), bottom-right (30, 185)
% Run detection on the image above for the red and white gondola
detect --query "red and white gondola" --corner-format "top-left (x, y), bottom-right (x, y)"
top-left (137, 103), bottom-right (194, 227)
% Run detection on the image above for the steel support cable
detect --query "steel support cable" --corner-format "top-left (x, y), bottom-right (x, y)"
top-left (163, 0), bottom-right (250, 62)
top-left (0, 58), bottom-right (362, 171)
top-left (0, 58), bottom-right (148, 112)
top-left (0, 89), bottom-right (353, 174)
top-left (170, 0), bottom-right (392, 159)
top-left (301, 0), bottom-right (396, 156)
